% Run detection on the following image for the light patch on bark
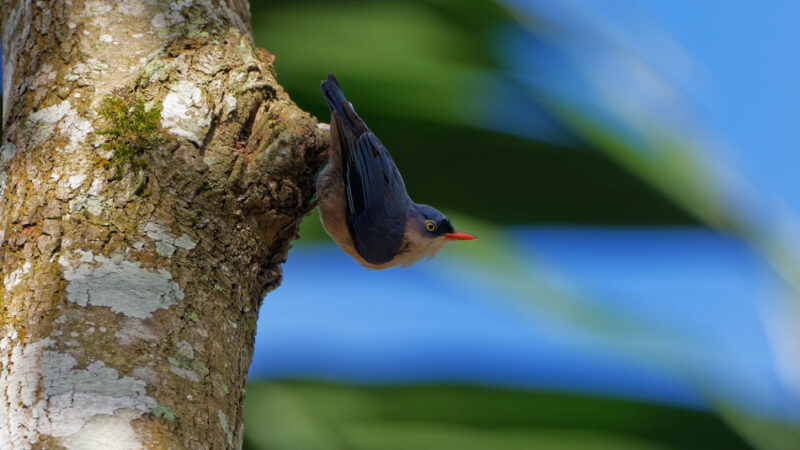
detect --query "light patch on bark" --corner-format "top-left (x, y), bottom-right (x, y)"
top-left (115, 1), bottom-right (146, 17)
top-left (0, 143), bottom-right (10, 226)
top-left (144, 221), bottom-right (175, 257)
top-left (88, 177), bottom-right (105, 196)
top-left (132, 367), bottom-right (159, 387)
top-left (0, 333), bottom-right (53, 448)
top-left (145, 220), bottom-right (196, 257)
top-left (83, 0), bottom-right (114, 27)
top-left (60, 111), bottom-right (95, 148)
top-left (61, 408), bottom-right (144, 450)
top-left (167, 343), bottom-right (208, 383)
top-left (151, 0), bottom-right (194, 32)
top-left (160, 80), bottom-right (211, 145)
top-left (40, 353), bottom-right (156, 438)
top-left (176, 340), bottom-right (194, 359)
top-left (169, 365), bottom-right (199, 383)
top-left (3, 261), bottom-right (32, 292)
top-left (0, 142), bottom-right (17, 166)
top-left (67, 173), bottom-right (87, 190)
top-left (27, 101), bottom-right (72, 145)
top-left (53, 169), bottom-right (88, 201)
top-left (223, 93), bottom-right (237, 117)
top-left (69, 194), bottom-right (107, 216)
top-left (174, 233), bottom-right (197, 250)
top-left (0, 335), bottom-right (155, 447)
top-left (26, 101), bottom-right (94, 148)
top-left (218, 410), bottom-right (233, 446)
top-left (42, 353), bottom-right (147, 400)
top-left (0, 173), bottom-right (6, 229)
top-left (64, 59), bottom-right (109, 83)
top-left (62, 252), bottom-right (184, 319)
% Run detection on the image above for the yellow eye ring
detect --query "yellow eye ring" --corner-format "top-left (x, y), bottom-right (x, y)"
top-left (425, 220), bottom-right (437, 232)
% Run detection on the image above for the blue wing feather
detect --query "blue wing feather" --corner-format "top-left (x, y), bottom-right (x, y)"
top-left (322, 75), bottom-right (411, 264)
top-left (346, 133), bottom-right (409, 264)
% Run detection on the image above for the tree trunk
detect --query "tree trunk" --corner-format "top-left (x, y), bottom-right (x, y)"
top-left (0, 1), bottom-right (326, 448)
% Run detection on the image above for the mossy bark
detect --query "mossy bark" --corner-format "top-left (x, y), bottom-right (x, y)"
top-left (0, 1), bottom-right (327, 448)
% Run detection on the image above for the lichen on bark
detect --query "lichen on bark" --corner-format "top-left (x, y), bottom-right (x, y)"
top-left (0, 0), bottom-right (328, 448)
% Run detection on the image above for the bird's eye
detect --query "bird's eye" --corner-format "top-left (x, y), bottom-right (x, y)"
top-left (425, 220), bottom-right (437, 232)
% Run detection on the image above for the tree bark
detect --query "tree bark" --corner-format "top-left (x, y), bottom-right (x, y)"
top-left (0, 1), bottom-right (327, 448)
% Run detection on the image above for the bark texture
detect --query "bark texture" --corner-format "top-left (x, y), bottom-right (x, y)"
top-left (0, 1), bottom-right (327, 448)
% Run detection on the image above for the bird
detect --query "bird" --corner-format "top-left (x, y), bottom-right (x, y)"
top-left (317, 74), bottom-right (476, 269)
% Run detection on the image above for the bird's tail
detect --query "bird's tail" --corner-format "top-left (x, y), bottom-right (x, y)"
top-left (320, 74), bottom-right (369, 136)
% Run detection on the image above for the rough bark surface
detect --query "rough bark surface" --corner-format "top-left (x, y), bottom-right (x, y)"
top-left (0, 1), bottom-right (327, 448)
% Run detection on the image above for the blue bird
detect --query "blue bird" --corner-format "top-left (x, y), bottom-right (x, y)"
top-left (317, 74), bottom-right (476, 269)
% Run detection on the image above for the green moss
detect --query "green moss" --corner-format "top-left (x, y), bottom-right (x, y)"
top-left (96, 93), bottom-right (164, 176)
top-left (190, 17), bottom-right (208, 28)
top-left (153, 404), bottom-right (177, 421)
top-left (211, 373), bottom-right (230, 397)
top-left (169, 354), bottom-right (209, 379)
top-left (190, 358), bottom-right (210, 378)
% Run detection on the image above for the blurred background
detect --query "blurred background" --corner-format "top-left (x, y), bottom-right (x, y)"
top-left (242, 1), bottom-right (800, 449)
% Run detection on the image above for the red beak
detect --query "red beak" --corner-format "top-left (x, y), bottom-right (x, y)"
top-left (443, 231), bottom-right (478, 241)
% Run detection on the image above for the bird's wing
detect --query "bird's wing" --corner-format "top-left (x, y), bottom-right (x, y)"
top-left (335, 114), bottom-right (411, 264)
top-left (321, 74), bottom-right (369, 138)
top-left (322, 74), bottom-right (411, 264)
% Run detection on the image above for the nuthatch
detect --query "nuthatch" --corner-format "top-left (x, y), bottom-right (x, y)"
top-left (317, 74), bottom-right (476, 269)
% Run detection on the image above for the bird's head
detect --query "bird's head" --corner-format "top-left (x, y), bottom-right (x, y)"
top-left (406, 204), bottom-right (477, 260)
